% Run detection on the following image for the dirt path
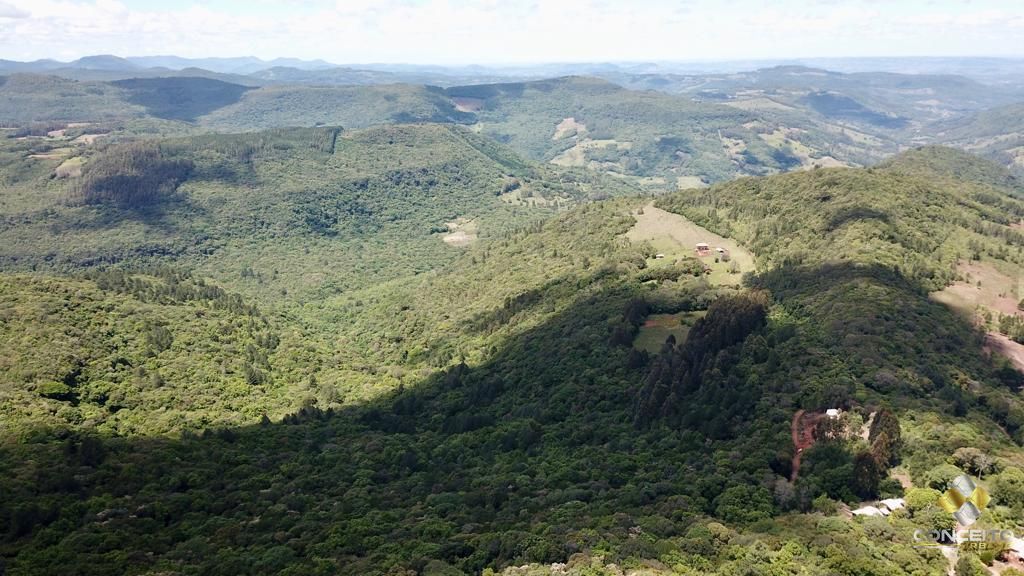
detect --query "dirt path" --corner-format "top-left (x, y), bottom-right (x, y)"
top-left (786, 407), bottom-right (811, 479)
top-left (791, 410), bottom-right (821, 482)
top-left (791, 410), bottom-right (804, 481)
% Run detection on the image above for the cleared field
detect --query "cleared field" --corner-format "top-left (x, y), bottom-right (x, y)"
top-left (550, 138), bottom-right (631, 167)
top-left (442, 218), bottom-right (478, 247)
top-left (758, 127), bottom-right (850, 170)
top-left (54, 156), bottom-right (84, 178)
top-left (497, 186), bottom-right (571, 207)
top-left (451, 97), bottom-right (484, 112)
top-left (985, 333), bottom-right (1024, 373)
top-left (724, 97), bottom-right (796, 112)
top-left (552, 117), bottom-right (586, 140)
top-left (676, 176), bottom-right (707, 189)
top-left (624, 203), bottom-right (755, 285)
top-left (633, 311), bottom-right (705, 354)
top-left (931, 259), bottom-right (1023, 318)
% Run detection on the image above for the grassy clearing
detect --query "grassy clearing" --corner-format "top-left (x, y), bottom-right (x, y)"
top-left (624, 202), bottom-right (755, 285)
top-left (931, 259), bottom-right (1024, 319)
top-left (632, 310), bottom-right (705, 354)
top-left (549, 138), bottom-right (631, 167)
top-left (442, 217), bottom-right (478, 247)
top-left (497, 186), bottom-right (573, 207)
top-left (758, 127), bottom-right (850, 170)
top-left (676, 175), bottom-right (707, 189)
top-left (54, 156), bottom-right (84, 178)
top-left (551, 117), bottom-right (586, 140)
top-left (451, 96), bottom-right (484, 112)
top-left (723, 97), bottom-right (797, 111)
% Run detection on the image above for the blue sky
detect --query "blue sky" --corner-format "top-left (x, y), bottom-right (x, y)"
top-left (0, 0), bottom-right (1022, 64)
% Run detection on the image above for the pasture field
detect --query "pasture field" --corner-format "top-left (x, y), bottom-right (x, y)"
top-left (624, 202), bottom-right (755, 285)
top-left (931, 259), bottom-right (1024, 319)
top-left (632, 311), bottom-right (706, 354)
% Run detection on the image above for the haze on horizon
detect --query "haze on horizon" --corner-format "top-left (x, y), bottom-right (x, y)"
top-left (0, 0), bottom-right (1022, 66)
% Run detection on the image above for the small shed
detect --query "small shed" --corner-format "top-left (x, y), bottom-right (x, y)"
top-left (654, 253), bottom-right (665, 259)
top-left (825, 408), bottom-right (841, 419)
top-left (695, 243), bottom-right (710, 256)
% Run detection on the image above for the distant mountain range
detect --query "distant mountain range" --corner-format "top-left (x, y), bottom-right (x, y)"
top-left (3, 54), bottom-right (1024, 87)
top-left (0, 54), bottom-right (334, 74)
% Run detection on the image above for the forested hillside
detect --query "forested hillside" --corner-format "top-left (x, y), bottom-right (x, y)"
top-left (0, 74), bottom-right (145, 123)
top-left (937, 102), bottom-right (1024, 176)
top-left (0, 73), bottom-right (894, 186)
top-left (1, 124), bottom-right (628, 297)
top-left (6, 48), bottom-right (1024, 576)
top-left (4, 141), bottom-right (1024, 576)
top-left (198, 84), bottom-right (477, 131)
top-left (0, 122), bottom-right (642, 436)
top-left (444, 76), bottom-right (815, 183)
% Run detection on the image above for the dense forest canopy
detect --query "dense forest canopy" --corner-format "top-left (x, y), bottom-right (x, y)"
top-left (3, 53), bottom-right (1024, 575)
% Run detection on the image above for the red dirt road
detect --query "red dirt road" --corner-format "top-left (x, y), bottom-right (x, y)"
top-left (791, 409), bottom-right (822, 482)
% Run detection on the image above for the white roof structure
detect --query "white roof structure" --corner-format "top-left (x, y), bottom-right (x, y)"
top-left (852, 506), bottom-right (887, 517)
top-left (880, 498), bottom-right (905, 511)
top-left (826, 408), bottom-right (841, 418)
top-left (852, 498), bottom-right (905, 519)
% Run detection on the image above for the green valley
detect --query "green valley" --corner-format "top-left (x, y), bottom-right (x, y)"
top-left (3, 34), bottom-right (1024, 576)
top-left (5, 128), bottom-right (1024, 574)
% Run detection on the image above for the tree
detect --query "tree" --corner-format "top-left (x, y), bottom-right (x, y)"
top-left (993, 467), bottom-right (1024, 510)
top-left (925, 464), bottom-right (964, 491)
top-left (905, 487), bottom-right (942, 514)
top-left (72, 141), bottom-right (193, 209)
top-left (714, 485), bottom-right (773, 523)
top-left (851, 451), bottom-right (883, 499)
top-left (953, 447), bottom-right (997, 478)
top-left (868, 409), bottom-right (902, 467)
top-left (955, 553), bottom-right (987, 576)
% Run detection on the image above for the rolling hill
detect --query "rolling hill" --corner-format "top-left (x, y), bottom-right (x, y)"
top-left (0, 121), bottom-right (641, 435)
top-left (0, 123), bottom-right (633, 300)
top-left (6, 51), bottom-right (1024, 576)
top-left (936, 101), bottom-right (1024, 176)
top-left (3, 144), bottom-right (1024, 575)
top-left (0, 74), bottom-right (144, 124)
top-left (621, 65), bottom-right (1020, 126)
top-left (0, 74), bottom-right (872, 185)
top-left (444, 76), bottom-right (847, 184)
top-left (197, 84), bottom-right (476, 130)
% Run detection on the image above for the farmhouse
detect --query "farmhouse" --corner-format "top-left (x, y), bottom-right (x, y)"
top-left (695, 242), bottom-right (710, 256)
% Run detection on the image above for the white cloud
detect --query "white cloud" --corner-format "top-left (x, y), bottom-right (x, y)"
top-left (0, 1), bottom-right (28, 19)
top-left (0, 0), bottom-right (1021, 63)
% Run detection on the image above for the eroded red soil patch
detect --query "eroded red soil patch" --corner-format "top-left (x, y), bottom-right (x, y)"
top-left (791, 409), bottom-right (823, 481)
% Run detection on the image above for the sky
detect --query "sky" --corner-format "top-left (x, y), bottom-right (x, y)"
top-left (0, 0), bottom-right (1022, 65)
